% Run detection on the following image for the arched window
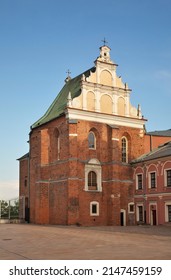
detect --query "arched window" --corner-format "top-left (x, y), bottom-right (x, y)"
top-left (121, 137), bottom-right (128, 163)
top-left (88, 171), bottom-right (97, 190)
top-left (88, 131), bottom-right (96, 149)
top-left (85, 159), bottom-right (102, 192)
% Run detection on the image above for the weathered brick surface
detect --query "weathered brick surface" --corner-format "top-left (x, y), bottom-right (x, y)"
top-left (23, 114), bottom-right (148, 226)
top-left (144, 134), bottom-right (171, 153)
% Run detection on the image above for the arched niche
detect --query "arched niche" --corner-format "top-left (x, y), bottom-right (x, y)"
top-left (100, 94), bottom-right (112, 114)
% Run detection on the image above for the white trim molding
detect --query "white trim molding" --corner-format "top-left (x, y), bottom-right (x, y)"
top-left (65, 108), bottom-right (146, 129)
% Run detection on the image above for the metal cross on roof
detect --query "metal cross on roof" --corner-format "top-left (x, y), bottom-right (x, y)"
top-left (66, 69), bottom-right (71, 77)
top-left (102, 37), bottom-right (108, 46)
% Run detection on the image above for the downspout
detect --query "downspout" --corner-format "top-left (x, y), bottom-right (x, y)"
top-left (150, 134), bottom-right (152, 151)
top-left (27, 133), bottom-right (31, 223)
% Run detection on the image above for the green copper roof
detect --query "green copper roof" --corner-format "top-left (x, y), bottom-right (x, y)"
top-left (31, 67), bottom-right (96, 129)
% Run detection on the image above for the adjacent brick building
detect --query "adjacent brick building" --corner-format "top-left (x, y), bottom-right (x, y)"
top-left (132, 141), bottom-right (171, 225)
top-left (18, 44), bottom-right (171, 226)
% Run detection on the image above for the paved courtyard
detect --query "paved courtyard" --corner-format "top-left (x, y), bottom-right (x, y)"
top-left (0, 224), bottom-right (171, 260)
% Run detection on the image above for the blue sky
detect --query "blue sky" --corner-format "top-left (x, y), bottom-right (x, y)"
top-left (0, 0), bottom-right (171, 199)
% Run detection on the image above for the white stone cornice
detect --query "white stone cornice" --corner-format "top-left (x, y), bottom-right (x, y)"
top-left (65, 108), bottom-right (146, 129)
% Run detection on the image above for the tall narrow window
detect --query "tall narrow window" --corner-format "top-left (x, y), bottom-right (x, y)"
top-left (121, 137), bottom-right (128, 163)
top-left (167, 170), bottom-right (171, 187)
top-left (138, 206), bottom-right (143, 222)
top-left (88, 132), bottom-right (96, 149)
top-left (136, 174), bottom-right (143, 190)
top-left (150, 172), bottom-right (156, 188)
top-left (88, 171), bottom-right (97, 190)
top-left (92, 204), bottom-right (97, 214)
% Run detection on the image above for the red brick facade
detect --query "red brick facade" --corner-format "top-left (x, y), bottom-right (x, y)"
top-left (18, 45), bottom-right (171, 226)
top-left (19, 115), bottom-right (147, 226)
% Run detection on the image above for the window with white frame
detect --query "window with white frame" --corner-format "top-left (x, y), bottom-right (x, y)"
top-left (149, 172), bottom-right (156, 188)
top-left (165, 202), bottom-right (171, 222)
top-left (164, 169), bottom-right (171, 187)
top-left (136, 204), bottom-right (144, 222)
top-left (166, 170), bottom-right (171, 187)
top-left (90, 201), bottom-right (99, 216)
top-left (85, 159), bottom-right (102, 192)
top-left (128, 202), bottom-right (134, 213)
top-left (168, 205), bottom-right (171, 222)
top-left (136, 174), bottom-right (143, 190)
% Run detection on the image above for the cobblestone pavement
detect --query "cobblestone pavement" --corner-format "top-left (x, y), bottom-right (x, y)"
top-left (0, 224), bottom-right (171, 260)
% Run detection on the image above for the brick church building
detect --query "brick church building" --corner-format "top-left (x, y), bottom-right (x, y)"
top-left (18, 43), bottom-right (171, 226)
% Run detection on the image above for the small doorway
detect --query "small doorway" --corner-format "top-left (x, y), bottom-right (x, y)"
top-left (120, 212), bottom-right (124, 226)
top-left (25, 197), bottom-right (30, 223)
top-left (152, 210), bottom-right (157, 225)
top-left (120, 209), bottom-right (126, 226)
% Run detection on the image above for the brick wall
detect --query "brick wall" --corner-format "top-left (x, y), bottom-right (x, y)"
top-left (29, 114), bottom-right (147, 226)
top-left (144, 134), bottom-right (171, 153)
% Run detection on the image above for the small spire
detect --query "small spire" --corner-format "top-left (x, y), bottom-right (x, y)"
top-left (67, 91), bottom-right (72, 107)
top-left (97, 39), bottom-right (112, 63)
top-left (137, 104), bottom-right (142, 118)
top-left (81, 74), bottom-right (86, 81)
top-left (125, 83), bottom-right (129, 89)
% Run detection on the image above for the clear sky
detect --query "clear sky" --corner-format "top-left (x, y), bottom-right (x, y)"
top-left (0, 0), bottom-right (171, 200)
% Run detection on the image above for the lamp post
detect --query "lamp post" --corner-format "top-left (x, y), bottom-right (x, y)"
top-left (8, 200), bottom-right (10, 220)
